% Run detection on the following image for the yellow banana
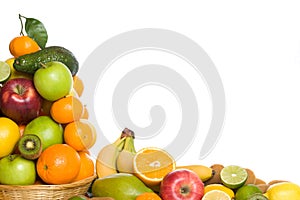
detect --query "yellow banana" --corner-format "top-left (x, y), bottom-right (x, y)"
top-left (176, 165), bottom-right (214, 182)
top-left (116, 135), bottom-right (136, 173)
top-left (96, 136), bottom-right (126, 178)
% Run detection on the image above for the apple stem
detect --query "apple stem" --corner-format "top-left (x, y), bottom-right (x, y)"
top-left (15, 84), bottom-right (25, 95)
top-left (180, 185), bottom-right (190, 194)
top-left (39, 62), bottom-right (48, 69)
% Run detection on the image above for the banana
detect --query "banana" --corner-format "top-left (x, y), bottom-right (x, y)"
top-left (116, 135), bottom-right (136, 173)
top-left (176, 165), bottom-right (214, 182)
top-left (96, 135), bottom-right (126, 178)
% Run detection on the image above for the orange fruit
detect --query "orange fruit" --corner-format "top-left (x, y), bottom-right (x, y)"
top-left (136, 192), bottom-right (162, 200)
top-left (0, 117), bottom-right (20, 158)
top-left (73, 151), bottom-right (95, 182)
top-left (64, 119), bottom-right (97, 151)
top-left (73, 76), bottom-right (84, 97)
top-left (36, 144), bottom-right (81, 184)
top-left (133, 147), bottom-right (176, 187)
top-left (18, 124), bottom-right (26, 137)
top-left (50, 96), bottom-right (84, 124)
top-left (81, 105), bottom-right (89, 119)
top-left (9, 36), bottom-right (40, 58)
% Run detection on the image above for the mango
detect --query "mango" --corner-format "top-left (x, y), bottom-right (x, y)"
top-left (91, 173), bottom-right (153, 200)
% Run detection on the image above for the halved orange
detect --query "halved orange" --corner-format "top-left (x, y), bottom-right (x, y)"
top-left (133, 147), bottom-right (176, 187)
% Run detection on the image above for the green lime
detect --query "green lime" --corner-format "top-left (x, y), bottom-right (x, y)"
top-left (0, 61), bottom-right (11, 83)
top-left (235, 184), bottom-right (262, 200)
top-left (220, 165), bottom-right (248, 189)
top-left (247, 193), bottom-right (268, 200)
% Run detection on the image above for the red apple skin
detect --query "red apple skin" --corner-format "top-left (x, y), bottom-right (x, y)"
top-left (160, 169), bottom-right (204, 200)
top-left (0, 78), bottom-right (42, 124)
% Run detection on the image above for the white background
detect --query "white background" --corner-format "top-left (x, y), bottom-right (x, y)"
top-left (1, 1), bottom-right (300, 185)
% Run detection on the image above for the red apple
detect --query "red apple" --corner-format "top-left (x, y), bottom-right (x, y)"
top-left (160, 169), bottom-right (204, 200)
top-left (0, 78), bottom-right (42, 124)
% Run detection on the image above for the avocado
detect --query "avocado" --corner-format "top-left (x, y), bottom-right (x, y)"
top-left (13, 46), bottom-right (79, 76)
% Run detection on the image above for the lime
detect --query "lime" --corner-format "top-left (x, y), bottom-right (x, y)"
top-left (248, 193), bottom-right (268, 200)
top-left (220, 165), bottom-right (248, 189)
top-left (0, 61), bottom-right (11, 83)
top-left (202, 190), bottom-right (231, 200)
top-left (235, 184), bottom-right (262, 200)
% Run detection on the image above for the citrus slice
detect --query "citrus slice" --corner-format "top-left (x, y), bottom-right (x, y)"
top-left (0, 61), bottom-right (11, 83)
top-left (204, 184), bottom-right (235, 199)
top-left (202, 190), bottom-right (231, 200)
top-left (133, 147), bottom-right (176, 187)
top-left (220, 165), bottom-right (248, 189)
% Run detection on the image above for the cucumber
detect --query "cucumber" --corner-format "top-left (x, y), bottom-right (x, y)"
top-left (13, 46), bottom-right (79, 76)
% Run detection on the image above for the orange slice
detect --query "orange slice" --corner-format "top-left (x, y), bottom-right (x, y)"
top-left (133, 147), bottom-right (176, 187)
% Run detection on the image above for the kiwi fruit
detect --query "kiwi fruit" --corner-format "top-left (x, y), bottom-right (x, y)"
top-left (204, 164), bottom-right (224, 185)
top-left (245, 168), bottom-right (256, 184)
top-left (18, 134), bottom-right (42, 160)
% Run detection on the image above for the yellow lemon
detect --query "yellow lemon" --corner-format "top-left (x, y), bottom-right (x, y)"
top-left (204, 184), bottom-right (235, 199)
top-left (0, 117), bottom-right (20, 158)
top-left (264, 182), bottom-right (300, 199)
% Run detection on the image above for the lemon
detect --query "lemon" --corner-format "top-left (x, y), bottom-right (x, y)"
top-left (202, 190), bottom-right (231, 200)
top-left (204, 184), bottom-right (235, 199)
top-left (0, 117), bottom-right (20, 158)
top-left (264, 182), bottom-right (300, 199)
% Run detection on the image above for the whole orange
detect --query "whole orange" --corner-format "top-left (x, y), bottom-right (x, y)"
top-left (64, 119), bottom-right (97, 151)
top-left (73, 151), bottom-right (95, 182)
top-left (136, 192), bottom-right (162, 200)
top-left (0, 117), bottom-right (20, 158)
top-left (9, 36), bottom-right (40, 58)
top-left (50, 96), bottom-right (84, 124)
top-left (36, 144), bottom-right (81, 184)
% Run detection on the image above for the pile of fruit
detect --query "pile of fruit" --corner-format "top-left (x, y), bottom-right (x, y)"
top-left (1, 15), bottom-right (300, 200)
top-left (75, 129), bottom-right (299, 200)
top-left (0, 14), bottom-right (96, 192)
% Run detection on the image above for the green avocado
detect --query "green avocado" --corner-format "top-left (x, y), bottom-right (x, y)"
top-left (91, 173), bottom-right (153, 200)
top-left (13, 46), bottom-right (79, 76)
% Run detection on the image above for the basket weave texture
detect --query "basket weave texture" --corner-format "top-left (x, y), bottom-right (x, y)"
top-left (0, 175), bottom-right (96, 200)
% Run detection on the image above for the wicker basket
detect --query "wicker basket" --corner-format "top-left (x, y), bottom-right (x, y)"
top-left (0, 175), bottom-right (97, 200)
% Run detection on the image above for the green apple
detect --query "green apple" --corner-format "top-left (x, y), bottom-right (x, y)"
top-left (24, 116), bottom-right (63, 150)
top-left (0, 154), bottom-right (36, 185)
top-left (33, 61), bottom-right (73, 101)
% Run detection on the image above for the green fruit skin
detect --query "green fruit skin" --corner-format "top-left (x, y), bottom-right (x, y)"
top-left (235, 184), bottom-right (262, 200)
top-left (33, 61), bottom-right (73, 101)
top-left (13, 46), bottom-right (79, 76)
top-left (23, 116), bottom-right (63, 151)
top-left (92, 173), bottom-right (153, 200)
top-left (0, 154), bottom-right (36, 185)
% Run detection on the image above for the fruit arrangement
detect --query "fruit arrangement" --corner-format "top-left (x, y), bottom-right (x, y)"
top-left (0, 14), bottom-right (97, 199)
top-left (1, 14), bottom-right (300, 200)
top-left (85, 129), bottom-right (300, 200)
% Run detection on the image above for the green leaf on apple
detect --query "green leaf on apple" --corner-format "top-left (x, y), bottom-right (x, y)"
top-left (19, 14), bottom-right (48, 49)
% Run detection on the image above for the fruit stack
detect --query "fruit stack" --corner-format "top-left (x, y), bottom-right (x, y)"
top-left (85, 130), bottom-right (300, 200)
top-left (0, 15), bottom-right (97, 199)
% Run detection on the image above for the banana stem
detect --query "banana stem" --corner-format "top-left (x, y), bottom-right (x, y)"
top-left (123, 136), bottom-right (136, 154)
